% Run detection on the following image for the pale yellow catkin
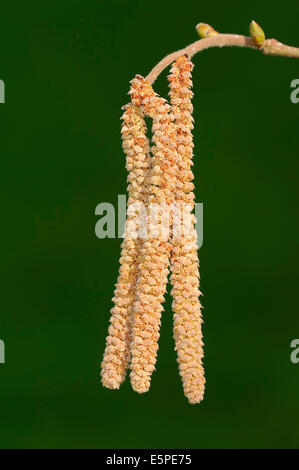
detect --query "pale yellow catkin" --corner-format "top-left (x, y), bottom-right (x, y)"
top-left (128, 76), bottom-right (178, 393)
top-left (168, 56), bottom-right (205, 404)
top-left (101, 103), bottom-right (151, 389)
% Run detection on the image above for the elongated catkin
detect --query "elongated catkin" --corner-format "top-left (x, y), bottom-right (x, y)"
top-left (129, 75), bottom-right (178, 393)
top-left (101, 103), bottom-right (151, 389)
top-left (169, 56), bottom-right (205, 404)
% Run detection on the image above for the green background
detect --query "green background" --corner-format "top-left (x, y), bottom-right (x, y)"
top-left (1, 0), bottom-right (298, 449)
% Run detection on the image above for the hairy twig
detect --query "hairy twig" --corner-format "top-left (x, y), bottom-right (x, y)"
top-left (146, 21), bottom-right (299, 84)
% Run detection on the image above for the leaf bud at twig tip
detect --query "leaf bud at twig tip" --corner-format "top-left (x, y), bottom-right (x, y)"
top-left (196, 23), bottom-right (219, 38)
top-left (249, 20), bottom-right (266, 47)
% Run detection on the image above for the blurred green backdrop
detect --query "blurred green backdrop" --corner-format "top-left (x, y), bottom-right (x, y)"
top-left (0, 0), bottom-right (298, 449)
